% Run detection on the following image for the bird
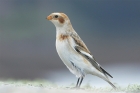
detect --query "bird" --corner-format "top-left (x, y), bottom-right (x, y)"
top-left (46, 12), bottom-right (116, 89)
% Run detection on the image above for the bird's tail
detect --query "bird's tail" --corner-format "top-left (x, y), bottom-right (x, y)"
top-left (104, 73), bottom-right (116, 89)
top-left (96, 73), bottom-right (116, 89)
top-left (106, 80), bottom-right (116, 89)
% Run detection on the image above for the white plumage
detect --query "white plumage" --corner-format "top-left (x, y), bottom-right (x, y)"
top-left (47, 12), bottom-right (116, 89)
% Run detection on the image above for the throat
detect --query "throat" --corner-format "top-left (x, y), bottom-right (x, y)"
top-left (56, 27), bottom-right (69, 41)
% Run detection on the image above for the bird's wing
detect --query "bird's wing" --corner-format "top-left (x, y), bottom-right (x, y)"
top-left (69, 32), bottom-right (113, 78)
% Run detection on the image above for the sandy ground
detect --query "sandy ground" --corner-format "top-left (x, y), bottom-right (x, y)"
top-left (0, 81), bottom-right (139, 93)
top-left (0, 86), bottom-right (123, 93)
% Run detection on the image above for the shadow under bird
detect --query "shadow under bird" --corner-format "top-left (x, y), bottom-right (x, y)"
top-left (46, 12), bottom-right (116, 89)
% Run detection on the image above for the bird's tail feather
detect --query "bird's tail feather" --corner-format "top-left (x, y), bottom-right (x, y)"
top-left (104, 73), bottom-right (116, 89)
top-left (100, 68), bottom-right (116, 89)
top-left (106, 80), bottom-right (116, 89)
top-left (97, 73), bottom-right (116, 89)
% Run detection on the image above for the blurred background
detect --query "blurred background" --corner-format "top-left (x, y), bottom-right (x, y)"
top-left (0, 0), bottom-right (140, 87)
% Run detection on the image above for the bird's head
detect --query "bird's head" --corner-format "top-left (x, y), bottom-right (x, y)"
top-left (47, 12), bottom-right (71, 28)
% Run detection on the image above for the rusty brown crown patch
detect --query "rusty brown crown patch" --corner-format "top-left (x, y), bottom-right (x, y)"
top-left (60, 13), bottom-right (68, 19)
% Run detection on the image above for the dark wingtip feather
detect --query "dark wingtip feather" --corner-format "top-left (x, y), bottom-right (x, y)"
top-left (100, 67), bottom-right (113, 78)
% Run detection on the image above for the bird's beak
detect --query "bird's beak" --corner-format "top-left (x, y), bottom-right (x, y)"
top-left (46, 15), bottom-right (52, 20)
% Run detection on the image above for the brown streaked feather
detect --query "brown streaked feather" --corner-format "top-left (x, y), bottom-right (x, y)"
top-left (70, 32), bottom-right (90, 54)
top-left (58, 34), bottom-right (69, 41)
top-left (60, 13), bottom-right (69, 19)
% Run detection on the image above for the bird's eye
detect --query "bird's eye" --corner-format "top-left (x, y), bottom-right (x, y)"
top-left (54, 15), bottom-right (58, 18)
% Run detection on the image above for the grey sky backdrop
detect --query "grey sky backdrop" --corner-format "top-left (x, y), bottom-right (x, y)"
top-left (0, 0), bottom-right (140, 87)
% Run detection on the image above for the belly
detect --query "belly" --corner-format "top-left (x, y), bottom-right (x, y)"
top-left (56, 40), bottom-right (75, 68)
top-left (56, 40), bottom-right (86, 77)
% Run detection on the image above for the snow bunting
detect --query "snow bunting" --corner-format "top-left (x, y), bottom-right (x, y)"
top-left (47, 12), bottom-right (116, 89)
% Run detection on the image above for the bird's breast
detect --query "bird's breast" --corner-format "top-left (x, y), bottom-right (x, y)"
top-left (56, 37), bottom-right (93, 76)
top-left (56, 38), bottom-right (73, 67)
top-left (57, 34), bottom-right (69, 41)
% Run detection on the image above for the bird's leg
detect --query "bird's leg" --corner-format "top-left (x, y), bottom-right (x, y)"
top-left (70, 77), bottom-right (84, 89)
top-left (78, 77), bottom-right (83, 88)
top-left (67, 78), bottom-right (80, 89)
top-left (75, 77), bottom-right (80, 87)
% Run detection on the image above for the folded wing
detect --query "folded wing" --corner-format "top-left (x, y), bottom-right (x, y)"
top-left (69, 32), bottom-right (113, 78)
